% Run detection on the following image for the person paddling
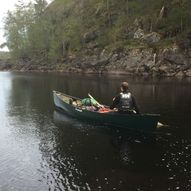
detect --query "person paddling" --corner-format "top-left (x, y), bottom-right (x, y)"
top-left (110, 81), bottom-right (140, 114)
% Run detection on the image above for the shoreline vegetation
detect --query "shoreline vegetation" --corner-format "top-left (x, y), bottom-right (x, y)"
top-left (1, 0), bottom-right (191, 77)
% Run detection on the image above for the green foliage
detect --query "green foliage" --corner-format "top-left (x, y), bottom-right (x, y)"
top-left (3, 0), bottom-right (191, 63)
top-left (4, 1), bottom-right (35, 59)
top-left (0, 51), bottom-right (11, 60)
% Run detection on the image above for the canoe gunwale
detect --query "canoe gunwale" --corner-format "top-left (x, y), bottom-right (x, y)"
top-left (53, 90), bottom-right (82, 101)
top-left (53, 90), bottom-right (160, 132)
top-left (53, 90), bottom-right (160, 117)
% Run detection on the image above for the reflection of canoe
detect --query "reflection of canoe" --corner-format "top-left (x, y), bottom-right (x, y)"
top-left (53, 110), bottom-right (86, 129)
top-left (53, 91), bottom-right (160, 133)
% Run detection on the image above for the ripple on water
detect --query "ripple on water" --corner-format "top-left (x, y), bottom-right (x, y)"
top-left (157, 133), bottom-right (191, 191)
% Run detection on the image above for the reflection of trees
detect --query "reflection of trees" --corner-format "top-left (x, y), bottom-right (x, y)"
top-left (8, 73), bottom-right (191, 120)
top-left (5, 72), bottom-right (191, 190)
top-left (8, 73), bottom-right (55, 116)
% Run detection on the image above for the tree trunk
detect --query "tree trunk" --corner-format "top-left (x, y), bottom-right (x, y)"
top-left (125, 0), bottom-right (128, 15)
top-left (106, 0), bottom-right (112, 26)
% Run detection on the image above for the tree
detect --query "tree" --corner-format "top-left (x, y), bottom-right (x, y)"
top-left (4, 1), bottom-right (35, 59)
top-left (34, 0), bottom-right (48, 19)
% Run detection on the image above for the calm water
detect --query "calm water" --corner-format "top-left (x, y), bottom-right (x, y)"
top-left (0, 72), bottom-right (191, 191)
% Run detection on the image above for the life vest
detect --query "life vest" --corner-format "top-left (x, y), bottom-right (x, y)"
top-left (119, 92), bottom-right (133, 112)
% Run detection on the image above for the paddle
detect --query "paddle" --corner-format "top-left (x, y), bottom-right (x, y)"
top-left (88, 93), bottom-right (104, 108)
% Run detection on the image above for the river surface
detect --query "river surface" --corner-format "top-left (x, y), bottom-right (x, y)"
top-left (0, 72), bottom-right (191, 191)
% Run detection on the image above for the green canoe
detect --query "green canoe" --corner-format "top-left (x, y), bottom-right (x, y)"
top-left (53, 91), bottom-right (160, 133)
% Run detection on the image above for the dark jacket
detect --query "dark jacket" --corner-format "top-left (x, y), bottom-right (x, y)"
top-left (110, 91), bottom-right (140, 114)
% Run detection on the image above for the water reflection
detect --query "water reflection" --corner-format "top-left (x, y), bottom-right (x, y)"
top-left (38, 118), bottom-right (91, 191)
top-left (0, 72), bottom-right (191, 191)
top-left (53, 110), bottom-right (168, 190)
top-left (53, 109), bottom-right (191, 190)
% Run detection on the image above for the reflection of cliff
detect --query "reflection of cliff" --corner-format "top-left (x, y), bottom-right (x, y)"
top-left (8, 73), bottom-right (191, 112)
top-left (2, 72), bottom-right (191, 190)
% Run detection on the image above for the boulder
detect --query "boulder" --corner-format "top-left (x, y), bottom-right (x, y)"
top-left (83, 31), bottom-right (99, 43)
top-left (185, 69), bottom-right (191, 77)
top-left (142, 32), bottom-right (161, 43)
top-left (86, 42), bottom-right (99, 49)
top-left (175, 71), bottom-right (185, 77)
top-left (134, 28), bottom-right (145, 39)
top-left (158, 65), bottom-right (169, 73)
top-left (160, 48), bottom-right (186, 65)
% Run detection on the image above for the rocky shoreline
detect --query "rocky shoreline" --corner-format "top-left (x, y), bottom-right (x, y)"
top-left (65, 46), bottom-right (191, 77)
top-left (0, 46), bottom-right (191, 77)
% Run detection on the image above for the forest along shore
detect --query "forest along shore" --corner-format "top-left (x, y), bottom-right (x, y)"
top-left (1, 0), bottom-right (191, 77)
top-left (0, 46), bottom-right (191, 77)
